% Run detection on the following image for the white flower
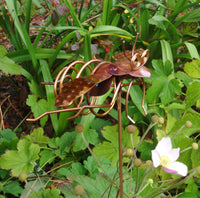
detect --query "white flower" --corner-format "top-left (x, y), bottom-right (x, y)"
top-left (151, 137), bottom-right (188, 176)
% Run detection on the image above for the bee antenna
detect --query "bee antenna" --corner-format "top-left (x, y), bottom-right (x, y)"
top-left (132, 33), bottom-right (139, 56)
top-left (123, 40), bottom-right (131, 61)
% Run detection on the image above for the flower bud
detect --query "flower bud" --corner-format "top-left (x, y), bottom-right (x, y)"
top-left (75, 124), bottom-right (84, 133)
top-left (192, 143), bottom-right (198, 150)
top-left (148, 178), bottom-right (153, 184)
top-left (158, 117), bottom-right (164, 124)
top-left (18, 172), bottom-right (27, 182)
top-left (185, 121), bottom-right (192, 128)
top-left (146, 160), bottom-right (153, 166)
top-left (151, 115), bottom-right (159, 123)
top-left (134, 158), bottom-right (142, 167)
top-left (74, 184), bottom-right (84, 195)
top-left (127, 125), bottom-right (136, 134)
top-left (126, 148), bottom-right (134, 157)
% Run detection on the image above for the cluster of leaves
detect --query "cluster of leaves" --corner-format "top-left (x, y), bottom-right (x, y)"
top-left (0, 0), bottom-right (200, 197)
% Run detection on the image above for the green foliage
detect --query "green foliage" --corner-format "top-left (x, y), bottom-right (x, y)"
top-left (146, 60), bottom-right (181, 105)
top-left (1, 0), bottom-right (200, 197)
top-left (93, 125), bottom-right (140, 166)
top-left (0, 45), bottom-right (21, 75)
top-left (0, 139), bottom-right (40, 176)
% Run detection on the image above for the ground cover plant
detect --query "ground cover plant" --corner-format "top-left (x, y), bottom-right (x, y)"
top-left (0, 0), bottom-right (200, 197)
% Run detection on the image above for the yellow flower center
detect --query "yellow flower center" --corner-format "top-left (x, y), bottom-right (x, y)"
top-left (160, 155), bottom-right (171, 168)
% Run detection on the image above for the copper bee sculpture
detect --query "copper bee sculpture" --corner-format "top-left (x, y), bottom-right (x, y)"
top-left (27, 34), bottom-right (151, 197)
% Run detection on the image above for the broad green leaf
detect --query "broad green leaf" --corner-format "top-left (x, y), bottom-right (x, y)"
top-left (186, 81), bottom-right (200, 108)
top-left (138, 141), bottom-right (154, 160)
top-left (146, 60), bottom-right (181, 105)
top-left (71, 175), bottom-right (118, 198)
top-left (24, 128), bottom-right (49, 147)
top-left (26, 95), bottom-right (49, 127)
top-left (0, 45), bottom-right (7, 57)
top-left (185, 42), bottom-right (200, 59)
top-left (73, 128), bottom-right (99, 152)
top-left (48, 132), bottom-right (76, 159)
top-left (0, 129), bottom-right (18, 155)
top-left (160, 40), bottom-right (174, 67)
top-left (149, 15), bottom-right (167, 30)
top-left (93, 125), bottom-right (140, 166)
top-left (3, 182), bottom-right (23, 197)
top-left (39, 150), bottom-right (55, 167)
top-left (0, 56), bottom-right (21, 75)
top-left (177, 7), bottom-right (200, 22)
top-left (89, 25), bottom-right (133, 39)
top-left (175, 71), bottom-right (192, 87)
top-left (184, 59), bottom-right (200, 78)
top-left (0, 139), bottom-right (40, 176)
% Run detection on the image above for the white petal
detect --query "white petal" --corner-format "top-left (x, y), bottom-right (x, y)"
top-left (151, 150), bottom-right (161, 167)
top-left (168, 148), bottom-right (180, 162)
top-left (156, 137), bottom-right (172, 156)
top-left (168, 161), bottom-right (188, 176)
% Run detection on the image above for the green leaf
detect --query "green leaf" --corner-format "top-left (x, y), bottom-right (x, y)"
top-left (71, 175), bottom-right (118, 197)
top-left (138, 141), bottom-right (154, 160)
top-left (191, 140), bottom-right (200, 168)
top-left (186, 81), bottom-right (200, 108)
top-left (175, 71), bottom-right (192, 87)
top-left (3, 182), bottom-right (23, 197)
top-left (146, 60), bottom-right (181, 105)
top-left (93, 125), bottom-right (140, 166)
top-left (26, 95), bottom-right (49, 127)
top-left (160, 40), bottom-right (174, 67)
top-left (177, 192), bottom-right (198, 198)
top-left (89, 25), bottom-right (133, 39)
top-left (24, 128), bottom-right (49, 147)
top-left (177, 7), bottom-right (200, 23)
top-left (185, 42), bottom-right (200, 59)
top-left (0, 45), bottom-right (7, 57)
top-left (169, 113), bottom-right (200, 138)
top-left (73, 129), bottom-right (99, 152)
top-left (0, 139), bottom-right (40, 176)
top-left (0, 129), bottom-right (18, 155)
top-left (29, 188), bottom-right (63, 198)
top-left (48, 132), bottom-right (76, 159)
top-left (184, 59), bottom-right (200, 78)
top-left (0, 55), bottom-right (21, 75)
top-left (39, 149), bottom-right (55, 167)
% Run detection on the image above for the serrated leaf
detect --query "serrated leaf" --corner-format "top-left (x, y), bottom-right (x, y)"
top-left (147, 60), bottom-right (181, 104)
top-left (0, 139), bottom-right (40, 176)
top-left (186, 81), bottom-right (200, 108)
top-left (24, 128), bottom-right (49, 147)
top-left (184, 59), bottom-right (200, 79)
top-left (93, 125), bottom-right (140, 166)
top-left (26, 94), bottom-right (49, 127)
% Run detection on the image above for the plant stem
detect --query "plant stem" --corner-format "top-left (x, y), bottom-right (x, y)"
top-left (117, 87), bottom-right (123, 198)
